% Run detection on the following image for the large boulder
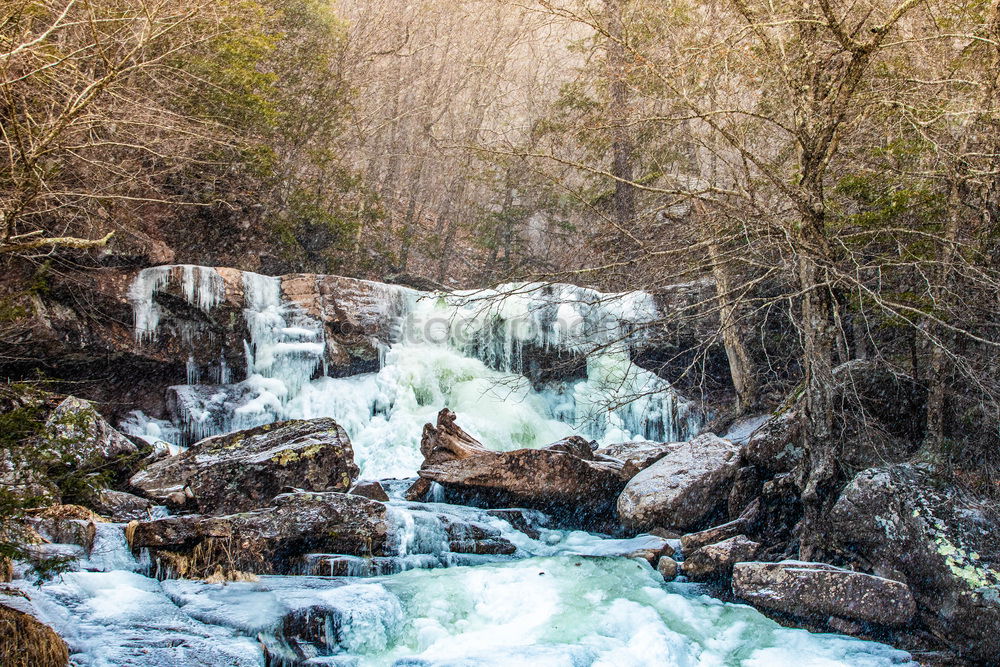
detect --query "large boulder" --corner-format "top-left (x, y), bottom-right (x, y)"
top-left (417, 411), bottom-right (627, 530)
top-left (127, 492), bottom-right (389, 577)
top-left (617, 434), bottom-right (742, 532)
top-left (129, 418), bottom-right (358, 514)
top-left (820, 464), bottom-right (1000, 662)
top-left (732, 561), bottom-right (916, 628)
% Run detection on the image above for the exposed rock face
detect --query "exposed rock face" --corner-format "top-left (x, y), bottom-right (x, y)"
top-left (680, 510), bottom-right (756, 555)
top-left (617, 434), bottom-right (742, 532)
top-left (0, 599), bottom-right (70, 667)
top-left (129, 419), bottom-right (359, 514)
top-left (417, 411), bottom-right (627, 530)
top-left (732, 561), bottom-right (916, 627)
top-left (25, 505), bottom-right (104, 554)
top-left (128, 492), bottom-right (390, 577)
top-left (44, 396), bottom-right (139, 468)
top-left (90, 490), bottom-right (155, 522)
top-left (742, 411), bottom-right (801, 476)
top-left (681, 535), bottom-right (760, 582)
top-left (820, 464), bottom-right (1000, 662)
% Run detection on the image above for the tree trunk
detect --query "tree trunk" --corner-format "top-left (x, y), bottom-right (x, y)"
top-left (707, 240), bottom-right (758, 412)
top-left (796, 236), bottom-right (838, 559)
top-left (605, 0), bottom-right (635, 229)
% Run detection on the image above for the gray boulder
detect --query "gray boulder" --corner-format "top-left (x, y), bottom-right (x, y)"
top-left (45, 396), bottom-right (140, 467)
top-left (129, 418), bottom-right (359, 514)
top-left (617, 434), bottom-right (742, 532)
top-left (732, 561), bottom-right (916, 627)
top-left (91, 489), bottom-right (156, 522)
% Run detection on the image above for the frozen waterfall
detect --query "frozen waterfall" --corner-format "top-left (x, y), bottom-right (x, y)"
top-left (123, 267), bottom-right (701, 478)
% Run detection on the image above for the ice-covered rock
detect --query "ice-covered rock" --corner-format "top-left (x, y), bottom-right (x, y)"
top-left (617, 433), bottom-right (742, 532)
top-left (733, 561), bottom-right (916, 627)
top-left (129, 418), bottom-right (358, 514)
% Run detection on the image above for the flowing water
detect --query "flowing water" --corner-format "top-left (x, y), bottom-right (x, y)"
top-left (13, 510), bottom-right (915, 667)
top-left (8, 267), bottom-right (918, 665)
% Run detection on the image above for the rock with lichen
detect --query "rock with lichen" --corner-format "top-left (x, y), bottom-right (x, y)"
top-left (129, 418), bottom-right (358, 514)
top-left (820, 464), bottom-right (1000, 662)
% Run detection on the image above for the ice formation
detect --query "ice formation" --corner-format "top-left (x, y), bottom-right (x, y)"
top-left (127, 267), bottom-right (700, 478)
top-left (129, 265), bottom-right (225, 341)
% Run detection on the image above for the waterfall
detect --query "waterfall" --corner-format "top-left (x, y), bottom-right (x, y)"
top-left (124, 267), bottom-right (701, 478)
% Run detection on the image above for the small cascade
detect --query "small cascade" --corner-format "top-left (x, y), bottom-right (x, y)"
top-left (82, 523), bottom-right (140, 573)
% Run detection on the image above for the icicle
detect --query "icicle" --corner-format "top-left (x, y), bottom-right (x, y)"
top-left (128, 265), bottom-right (225, 341)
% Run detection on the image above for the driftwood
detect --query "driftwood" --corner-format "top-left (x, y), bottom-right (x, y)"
top-left (420, 409), bottom-right (493, 466)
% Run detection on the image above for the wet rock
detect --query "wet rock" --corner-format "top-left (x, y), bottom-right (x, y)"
top-left (417, 411), bottom-right (627, 530)
top-left (681, 535), bottom-right (760, 582)
top-left (403, 477), bottom-right (433, 502)
top-left (819, 464), bottom-right (1000, 663)
top-left (421, 448), bottom-right (627, 531)
top-left (657, 556), bottom-right (679, 581)
top-left (420, 458), bottom-right (626, 532)
top-left (349, 481), bottom-right (390, 502)
top-left (0, 598), bottom-right (70, 667)
top-left (90, 490), bottom-right (156, 522)
top-left (732, 561), bottom-right (916, 627)
top-left (617, 434), bottom-right (742, 532)
top-left (127, 492), bottom-right (390, 577)
top-left (129, 418), bottom-right (359, 514)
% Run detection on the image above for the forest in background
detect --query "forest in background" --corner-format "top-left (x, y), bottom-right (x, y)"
top-left (3, 0), bottom-right (1000, 546)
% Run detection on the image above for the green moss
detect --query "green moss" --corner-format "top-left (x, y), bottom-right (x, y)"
top-left (271, 443), bottom-right (326, 465)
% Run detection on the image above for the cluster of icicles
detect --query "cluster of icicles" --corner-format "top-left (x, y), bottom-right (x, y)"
top-left (122, 265), bottom-right (701, 479)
